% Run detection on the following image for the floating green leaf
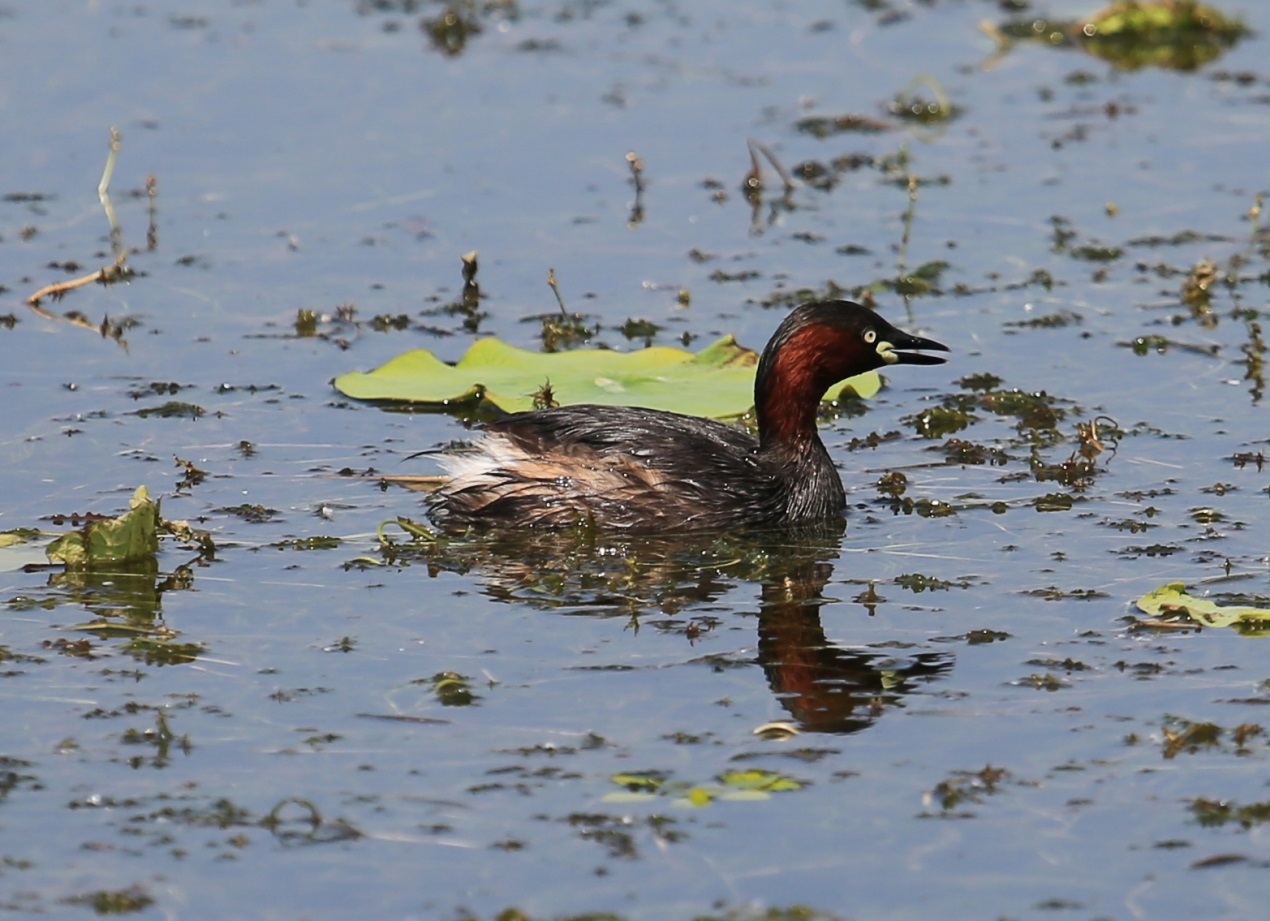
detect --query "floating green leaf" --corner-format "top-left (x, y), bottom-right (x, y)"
top-left (45, 486), bottom-right (159, 569)
top-left (718, 769), bottom-right (804, 793)
top-left (0, 529), bottom-right (39, 548)
top-left (1084, 0), bottom-right (1243, 40)
top-left (610, 772), bottom-right (664, 791)
top-left (1136, 582), bottom-right (1270, 634)
top-left (0, 529), bottom-right (52, 572)
top-left (333, 336), bottom-right (880, 418)
top-left (602, 767), bottom-right (804, 807)
top-left (992, 0), bottom-right (1248, 71)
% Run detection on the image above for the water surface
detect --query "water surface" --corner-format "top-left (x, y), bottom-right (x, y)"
top-left (2, 1), bottom-right (1270, 919)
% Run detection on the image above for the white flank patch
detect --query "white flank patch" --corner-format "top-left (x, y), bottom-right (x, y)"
top-left (436, 435), bottom-right (532, 487)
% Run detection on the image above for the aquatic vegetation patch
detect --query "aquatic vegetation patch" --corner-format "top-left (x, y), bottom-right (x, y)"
top-left (216, 503), bottom-right (279, 523)
top-left (131, 400), bottom-right (205, 420)
top-left (1022, 587), bottom-right (1109, 602)
top-left (894, 572), bottom-right (977, 593)
top-left (1015, 672), bottom-right (1070, 691)
top-left (419, 671), bottom-right (482, 707)
top-left (922, 765), bottom-right (1012, 816)
top-left (63, 885), bottom-right (155, 915)
top-left (268, 536), bottom-right (342, 551)
top-left (988, 0), bottom-right (1249, 71)
top-left (1190, 797), bottom-right (1270, 829)
top-left (605, 767), bottom-right (804, 807)
top-left (1134, 583), bottom-right (1270, 634)
top-left (1159, 716), bottom-right (1265, 758)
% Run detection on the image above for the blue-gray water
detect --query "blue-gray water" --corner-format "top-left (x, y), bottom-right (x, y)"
top-left (2, 2), bottom-right (1269, 919)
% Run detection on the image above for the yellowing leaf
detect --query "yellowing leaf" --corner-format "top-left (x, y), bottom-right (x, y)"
top-left (0, 529), bottom-right (56, 573)
top-left (333, 336), bottom-right (881, 418)
top-left (45, 486), bottom-right (160, 569)
top-left (718, 769), bottom-right (804, 792)
top-left (610, 773), bottom-right (663, 791)
top-left (1084, 0), bottom-right (1243, 39)
top-left (1136, 582), bottom-right (1270, 634)
top-left (682, 787), bottom-right (715, 808)
top-left (991, 1), bottom-right (1248, 72)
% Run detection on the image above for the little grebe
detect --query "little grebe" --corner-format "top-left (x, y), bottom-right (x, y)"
top-left (426, 300), bottom-right (948, 531)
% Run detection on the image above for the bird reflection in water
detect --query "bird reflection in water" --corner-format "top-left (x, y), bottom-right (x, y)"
top-left (393, 520), bottom-right (952, 735)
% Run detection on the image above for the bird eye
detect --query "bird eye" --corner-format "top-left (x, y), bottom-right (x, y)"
top-left (863, 328), bottom-right (877, 344)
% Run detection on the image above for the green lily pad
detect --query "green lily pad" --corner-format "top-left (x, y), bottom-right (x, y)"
top-left (1136, 582), bottom-right (1270, 634)
top-left (46, 486), bottom-right (159, 569)
top-left (333, 335), bottom-right (881, 418)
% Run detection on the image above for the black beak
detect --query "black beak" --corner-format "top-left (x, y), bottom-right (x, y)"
top-left (887, 331), bottom-right (950, 365)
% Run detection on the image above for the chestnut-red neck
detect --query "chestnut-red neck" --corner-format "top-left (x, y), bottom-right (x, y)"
top-left (756, 323), bottom-right (864, 452)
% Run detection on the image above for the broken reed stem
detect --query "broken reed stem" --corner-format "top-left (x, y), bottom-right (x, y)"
top-left (625, 151), bottom-right (644, 195)
top-left (896, 146), bottom-right (919, 315)
top-left (99, 127), bottom-right (124, 255)
top-left (547, 267), bottom-right (568, 314)
top-left (899, 174), bottom-right (919, 272)
top-left (626, 151), bottom-right (646, 228)
top-left (459, 250), bottom-right (480, 315)
top-left (744, 139), bottom-right (796, 197)
top-left (98, 126), bottom-right (121, 199)
top-left (25, 125), bottom-right (136, 353)
top-left (27, 253), bottom-right (130, 309)
top-left (146, 174), bottom-right (158, 251)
